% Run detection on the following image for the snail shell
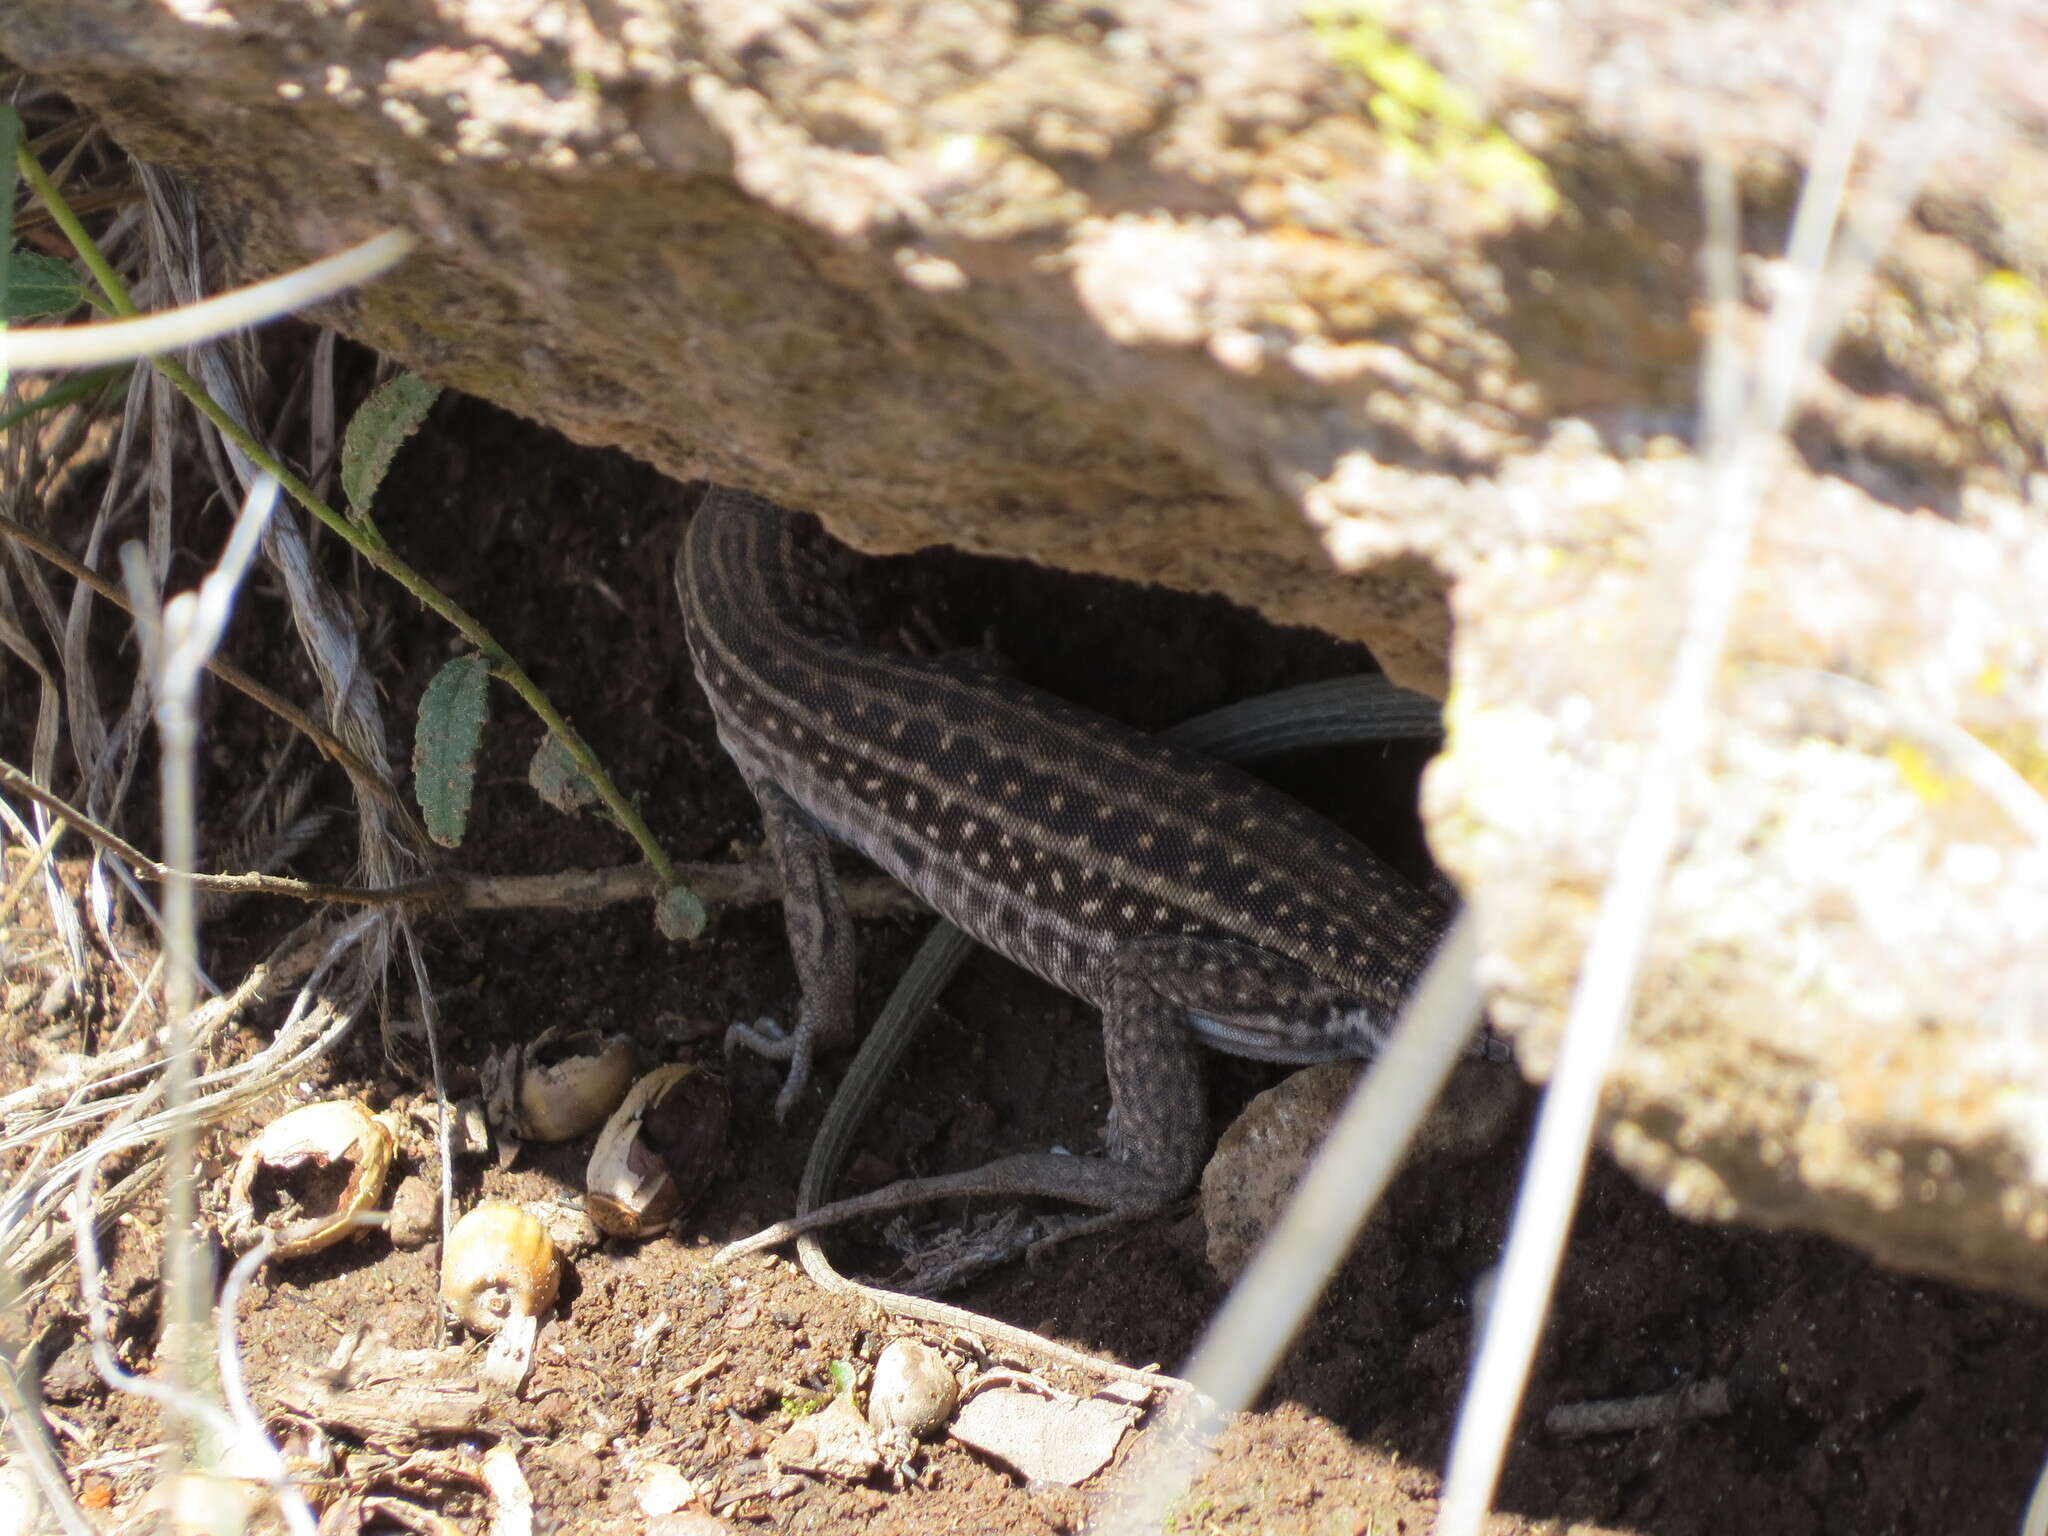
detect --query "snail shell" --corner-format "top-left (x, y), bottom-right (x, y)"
top-left (440, 1202), bottom-right (561, 1333)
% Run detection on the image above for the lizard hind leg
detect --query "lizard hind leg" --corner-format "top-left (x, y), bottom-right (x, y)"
top-left (712, 944), bottom-right (1229, 1278)
top-left (1096, 944), bottom-right (1215, 1196)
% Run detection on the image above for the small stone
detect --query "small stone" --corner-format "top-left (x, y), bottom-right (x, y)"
top-left (950, 1383), bottom-right (1138, 1486)
top-left (767, 1393), bottom-right (879, 1483)
top-left (0, 1456), bottom-right (49, 1536)
top-left (866, 1340), bottom-right (957, 1439)
top-left (533, 1201), bottom-right (600, 1257)
top-left (38, 1335), bottom-right (100, 1404)
top-left (37, 972), bottom-right (73, 1019)
top-left (633, 1463), bottom-right (697, 1517)
top-left (645, 1516), bottom-right (734, 1536)
top-left (1200, 1060), bottom-right (1518, 1280)
top-left (386, 1176), bottom-right (438, 1249)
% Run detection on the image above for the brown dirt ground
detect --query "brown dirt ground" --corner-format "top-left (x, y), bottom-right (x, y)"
top-left (7, 364), bottom-right (2048, 1535)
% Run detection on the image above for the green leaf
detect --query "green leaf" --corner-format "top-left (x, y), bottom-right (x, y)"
top-left (654, 884), bottom-right (707, 942)
top-left (341, 372), bottom-right (442, 517)
top-left (412, 654), bottom-right (491, 848)
top-left (827, 1359), bottom-right (857, 1396)
top-left (528, 732), bottom-right (602, 815)
top-left (3, 250), bottom-right (84, 321)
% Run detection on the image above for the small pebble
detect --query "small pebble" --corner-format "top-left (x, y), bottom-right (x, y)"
top-left (633, 1464), bottom-right (697, 1517)
top-left (37, 972), bottom-right (73, 1019)
top-left (768, 1393), bottom-right (880, 1483)
top-left (534, 1202), bottom-right (600, 1257)
top-left (386, 1176), bottom-right (438, 1249)
top-left (867, 1340), bottom-right (958, 1439)
top-left (645, 1516), bottom-right (734, 1536)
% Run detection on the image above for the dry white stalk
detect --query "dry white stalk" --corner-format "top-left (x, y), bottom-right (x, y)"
top-left (0, 232), bottom-right (412, 372)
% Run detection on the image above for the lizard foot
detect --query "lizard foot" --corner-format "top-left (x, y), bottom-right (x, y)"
top-left (885, 1204), bottom-right (1174, 1293)
top-left (723, 1015), bottom-right (814, 1122)
top-left (713, 1152), bottom-right (1178, 1268)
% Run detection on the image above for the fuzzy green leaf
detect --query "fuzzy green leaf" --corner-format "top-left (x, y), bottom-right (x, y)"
top-left (528, 732), bottom-right (602, 816)
top-left (654, 884), bottom-right (707, 942)
top-left (3, 250), bottom-right (85, 321)
top-left (413, 654), bottom-right (491, 847)
top-left (341, 372), bottom-right (442, 517)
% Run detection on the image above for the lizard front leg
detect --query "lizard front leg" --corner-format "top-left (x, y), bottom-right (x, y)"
top-left (723, 777), bottom-right (857, 1120)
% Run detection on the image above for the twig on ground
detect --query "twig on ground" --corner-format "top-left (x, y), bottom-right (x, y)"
top-left (1544, 1378), bottom-right (1734, 1438)
top-left (453, 861), bottom-right (919, 919)
top-left (0, 773), bottom-right (920, 918)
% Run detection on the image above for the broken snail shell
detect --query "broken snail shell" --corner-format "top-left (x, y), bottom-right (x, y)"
top-left (481, 1026), bottom-right (635, 1143)
top-left (584, 1064), bottom-right (729, 1238)
top-left (224, 1100), bottom-right (395, 1258)
top-left (440, 1202), bottom-right (561, 1334)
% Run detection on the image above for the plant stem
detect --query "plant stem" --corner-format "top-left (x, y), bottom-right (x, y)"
top-left (17, 142), bottom-right (685, 896)
top-left (13, 142), bottom-right (128, 320)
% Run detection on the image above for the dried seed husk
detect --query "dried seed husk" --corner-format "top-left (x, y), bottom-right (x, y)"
top-left (440, 1202), bottom-right (560, 1334)
top-left (482, 1027), bottom-right (635, 1143)
top-left (585, 1064), bottom-right (728, 1238)
top-left (224, 1100), bottom-right (395, 1258)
